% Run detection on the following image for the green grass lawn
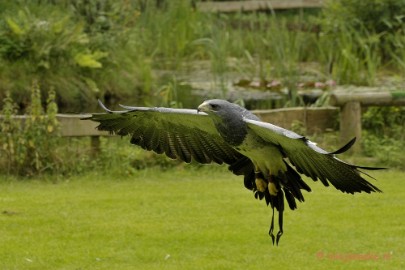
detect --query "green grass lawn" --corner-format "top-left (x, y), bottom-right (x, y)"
top-left (0, 167), bottom-right (404, 270)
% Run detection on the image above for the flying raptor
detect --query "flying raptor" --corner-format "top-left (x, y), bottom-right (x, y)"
top-left (85, 99), bottom-right (382, 244)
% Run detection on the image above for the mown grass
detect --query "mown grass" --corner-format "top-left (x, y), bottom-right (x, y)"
top-left (0, 168), bottom-right (404, 269)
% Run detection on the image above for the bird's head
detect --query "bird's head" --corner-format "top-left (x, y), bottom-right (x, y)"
top-left (197, 99), bottom-right (238, 117)
top-left (198, 99), bottom-right (260, 123)
top-left (197, 99), bottom-right (249, 145)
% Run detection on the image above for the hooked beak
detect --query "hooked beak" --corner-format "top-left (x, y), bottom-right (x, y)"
top-left (197, 101), bottom-right (210, 114)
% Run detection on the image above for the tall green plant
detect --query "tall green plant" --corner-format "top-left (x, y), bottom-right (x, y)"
top-left (317, 23), bottom-right (382, 85)
top-left (0, 83), bottom-right (60, 176)
top-left (0, 92), bottom-right (22, 174)
top-left (267, 17), bottom-right (305, 106)
top-left (137, 0), bottom-right (203, 67)
top-left (319, 0), bottom-right (405, 84)
top-left (192, 34), bottom-right (230, 97)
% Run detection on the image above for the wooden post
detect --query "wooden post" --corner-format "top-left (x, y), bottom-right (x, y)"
top-left (330, 88), bottom-right (405, 153)
top-left (340, 101), bottom-right (361, 153)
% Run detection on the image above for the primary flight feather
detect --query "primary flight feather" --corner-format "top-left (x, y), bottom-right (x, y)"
top-left (84, 99), bottom-right (382, 244)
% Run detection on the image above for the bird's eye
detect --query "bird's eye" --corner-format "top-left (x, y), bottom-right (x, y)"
top-left (211, 104), bottom-right (219, 110)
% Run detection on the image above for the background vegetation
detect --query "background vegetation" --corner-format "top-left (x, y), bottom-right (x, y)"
top-left (0, 0), bottom-right (404, 176)
top-left (1, 0), bottom-right (405, 111)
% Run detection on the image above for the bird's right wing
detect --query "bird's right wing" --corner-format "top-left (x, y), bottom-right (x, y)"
top-left (244, 118), bottom-right (383, 194)
top-left (83, 101), bottom-right (244, 165)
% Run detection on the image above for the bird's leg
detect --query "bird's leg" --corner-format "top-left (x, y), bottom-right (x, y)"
top-left (276, 191), bottom-right (284, 245)
top-left (276, 214), bottom-right (283, 245)
top-left (268, 175), bottom-right (279, 196)
top-left (268, 201), bottom-right (275, 245)
top-left (254, 167), bottom-right (267, 192)
top-left (268, 184), bottom-right (284, 245)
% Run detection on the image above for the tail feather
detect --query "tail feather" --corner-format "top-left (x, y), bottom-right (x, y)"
top-left (277, 162), bottom-right (311, 209)
top-left (284, 189), bottom-right (297, 210)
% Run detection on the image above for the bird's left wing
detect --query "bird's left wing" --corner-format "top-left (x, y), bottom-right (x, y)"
top-left (84, 101), bottom-right (243, 165)
top-left (244, 118), bottom-right (382, 194)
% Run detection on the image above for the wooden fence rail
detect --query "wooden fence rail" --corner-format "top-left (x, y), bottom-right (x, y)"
top-left (60, 107), bottom-right (338, 137)
top-left (3, 89), bottom-right (404, 154)
top-left (1, 107), bottom-right (338, 153)
top-left (197, 0), bottom-right (324, 12)
top-left (330, 88), bottom-right (405, 152)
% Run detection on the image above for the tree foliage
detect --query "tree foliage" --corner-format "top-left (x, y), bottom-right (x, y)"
top-left (0, 1), bottom-right (140, 112)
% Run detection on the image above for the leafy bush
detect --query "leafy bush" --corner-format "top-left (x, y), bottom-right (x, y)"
top-left (0, 83), bottom-right (61, 176)
top-left (0, 82), bottom-right (182, 177)
top-left (362, 107), bottom-right (405, 169)
top-left (322, 0), bottom-right (405, 36)
top-left (319, 0), bottom-right (405, 83)
top-left (363, 106), bottom-right (405, 137)
top-left (0, 1), bottom-right (141, 112)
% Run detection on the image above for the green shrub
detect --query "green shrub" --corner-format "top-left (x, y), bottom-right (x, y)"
top-left (0, 1), bottom-right (141, 112)
top-left (322, 0), bottom-right (405, 35)
top-left (0, 83), bottom-right (61, 176)
top-left (362, 106), bottom-right (405, 169)
top-left (0, 91), bottom-right (20, 174)
top-left (363, 106), bottom-right (405, 137)
top-left (319, 0), bottom-right (405, 83)
top-left (0, 83), bottom-right (183, 177)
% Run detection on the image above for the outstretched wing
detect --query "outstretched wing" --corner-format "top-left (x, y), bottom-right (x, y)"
top-left (244, 118), bottom-right (382, 194)
top-left (84, 101), bottom-right (244, 165)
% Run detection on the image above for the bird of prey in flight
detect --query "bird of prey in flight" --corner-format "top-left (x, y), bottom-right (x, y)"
top-left (85, 99), bottom-right (382, 244)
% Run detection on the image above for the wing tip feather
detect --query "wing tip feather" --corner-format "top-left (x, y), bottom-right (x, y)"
top-left (98, 99), bottom-right (113, 113)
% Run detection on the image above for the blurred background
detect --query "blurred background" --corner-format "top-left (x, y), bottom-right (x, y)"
top-left (0, 0), bottom-right (404, 175)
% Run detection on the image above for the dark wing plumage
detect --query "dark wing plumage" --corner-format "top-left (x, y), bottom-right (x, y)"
top-left (84, 101), bottom-right (244, 165)
top-left (244, 118), bottom-right (382, 194)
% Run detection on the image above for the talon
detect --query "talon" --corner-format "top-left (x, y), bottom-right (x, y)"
top-left (255, 169), bottom-right (267, 192)
top-left (267, 175), bottom-right (278, 196)
top-left (276, 230), bottom-right (283, 245)
top-left (269, 229), bottom-right (275, 245)
top-left (268, 182), bottom-right (278, 196)
top-left (269, 223), bottom-right (275, 245)
top-left (255, 178), bottom-right (267, 192)
top-left (254, 168), bottom-right (267, 193)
